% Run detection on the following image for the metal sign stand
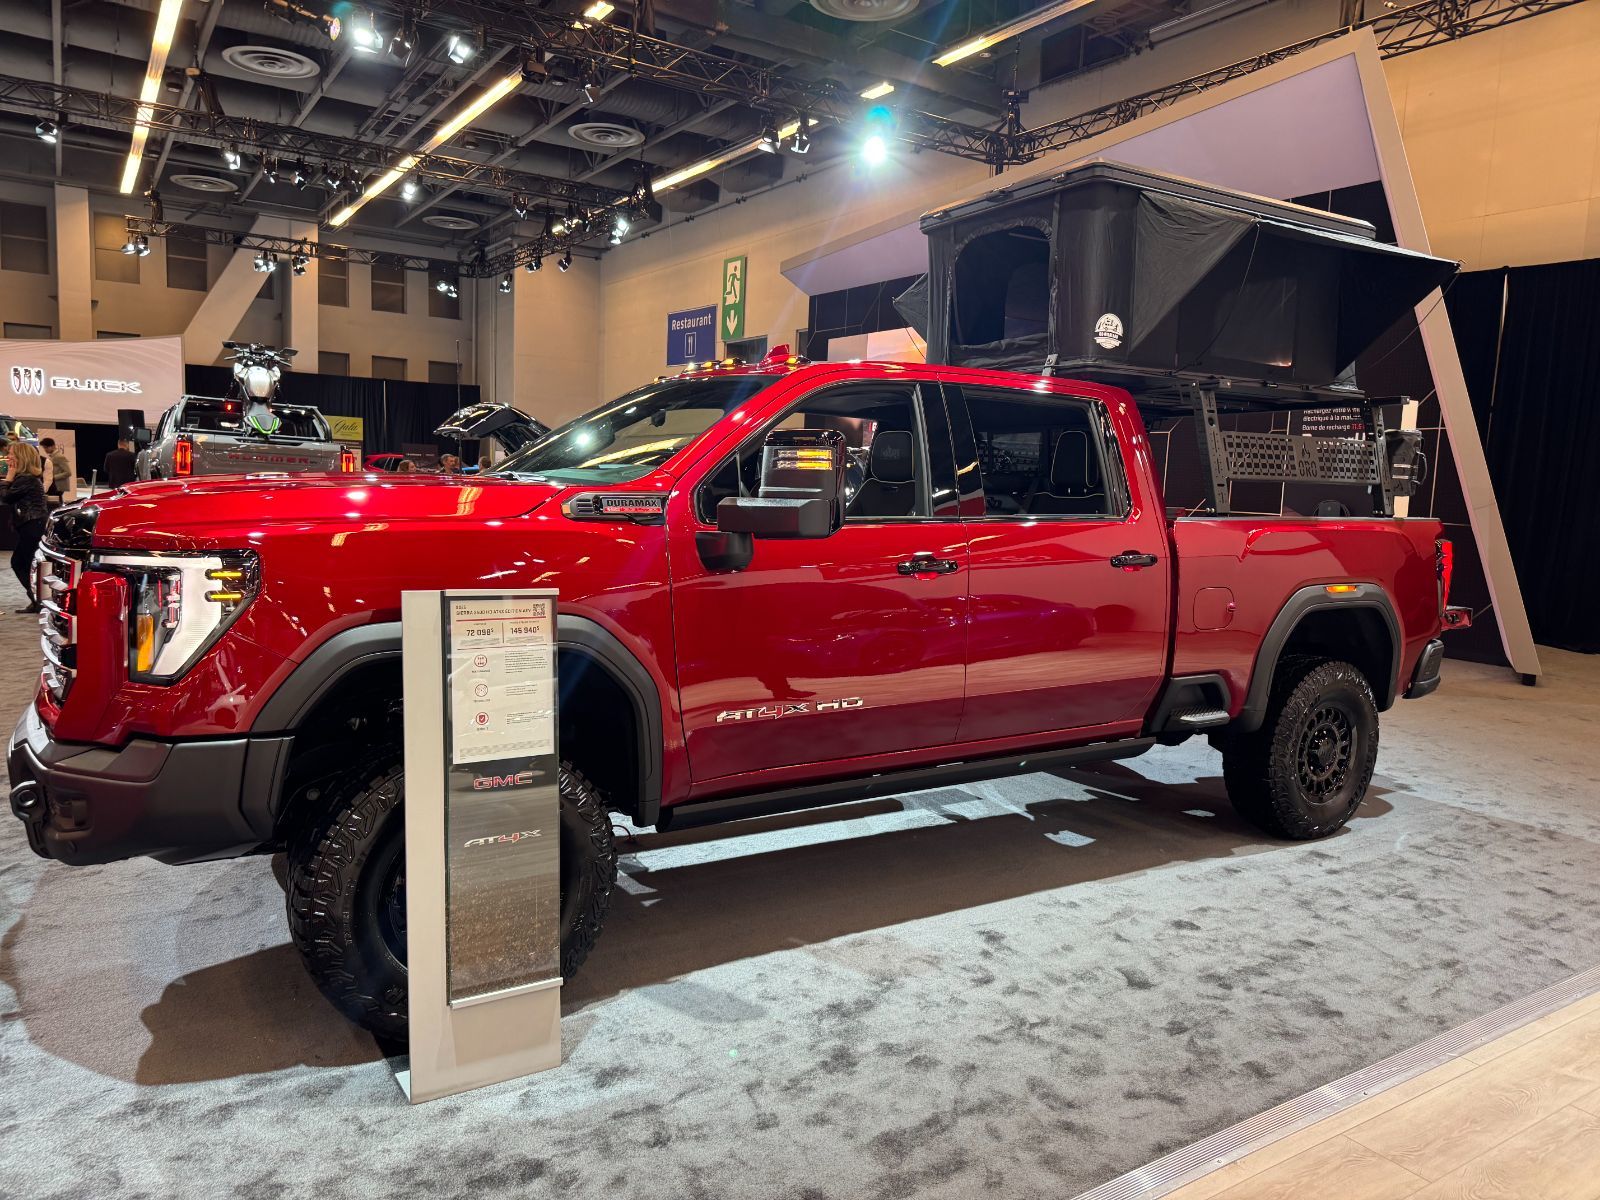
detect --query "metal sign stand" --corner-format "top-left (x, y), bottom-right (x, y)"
top-left (395, 588), bottom-right (563, 1104)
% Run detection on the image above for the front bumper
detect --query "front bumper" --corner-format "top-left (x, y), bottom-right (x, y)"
top-left (1404, 638), bottom-right (1446, 700)
top-left (8, 704), bottom-right (288, 865)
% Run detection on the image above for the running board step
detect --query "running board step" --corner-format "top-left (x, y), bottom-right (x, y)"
top-left (1173, 707), bottom-right (1230, 728)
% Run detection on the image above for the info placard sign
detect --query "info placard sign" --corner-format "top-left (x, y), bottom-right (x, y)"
top-left (398, 588), bottom-right (562, 1104)
top-left (666, 305), bottom-right (717, 365)
top-left (444, 595), bottom-right (559, 1002)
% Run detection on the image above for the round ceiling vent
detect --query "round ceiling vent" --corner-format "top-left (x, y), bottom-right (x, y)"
top-left (170, 173), bottom-right (239, 193)
top-left (808, 0), bottom-right (919, 21)
top-left (569, 121), bottom-right (645, 149)
top-left (221, 45), bottom-right (321, 81)
top-left (422, 214), bottom-right (479, 231)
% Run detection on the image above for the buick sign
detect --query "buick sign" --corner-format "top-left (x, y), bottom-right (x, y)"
top-left (8, 366), bottom-right (141, 396)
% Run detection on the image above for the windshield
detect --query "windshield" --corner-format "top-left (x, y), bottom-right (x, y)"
top-left (490, 375), bottom-right (780, 484)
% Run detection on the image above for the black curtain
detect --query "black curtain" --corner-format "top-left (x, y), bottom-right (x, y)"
top-left (1446, 259), bottom-right (1600, 653)
top-left (184, 367), bottom-right (479, 454)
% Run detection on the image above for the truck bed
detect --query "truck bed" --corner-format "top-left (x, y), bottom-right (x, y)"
top-left (1168, 515), bottom-right (1444, 716)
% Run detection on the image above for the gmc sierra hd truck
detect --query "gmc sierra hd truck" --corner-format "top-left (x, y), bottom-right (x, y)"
top-left (7, 165), bottom-right (1470, 1036)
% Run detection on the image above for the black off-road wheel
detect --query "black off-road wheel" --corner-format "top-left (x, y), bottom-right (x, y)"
top-left (1221, 658), bottom-right (1379, 840)
top-left (285, 752), bottom-right (616, 1039)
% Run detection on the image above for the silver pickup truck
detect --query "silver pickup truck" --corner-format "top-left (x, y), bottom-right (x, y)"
top-left (137, 395), bottom-right (354, 480)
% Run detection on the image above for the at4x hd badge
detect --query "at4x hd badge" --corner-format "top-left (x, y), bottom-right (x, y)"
top-left (716, 697), bottom-right (864, 722)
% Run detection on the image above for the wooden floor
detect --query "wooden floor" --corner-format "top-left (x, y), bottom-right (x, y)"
top-left (1166, 992), bottom-right (1600, 1200)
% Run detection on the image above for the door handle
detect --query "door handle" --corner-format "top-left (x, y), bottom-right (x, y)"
top-left (1110, 551), bottom-right (1159, 569)
top-left (898, 552), bottom-right (960, 576)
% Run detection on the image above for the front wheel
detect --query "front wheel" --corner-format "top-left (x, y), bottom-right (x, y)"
top-left (1222, 658), bottom-right (1379, 840)
top-left (285, 753), bottom-right (616, 1038)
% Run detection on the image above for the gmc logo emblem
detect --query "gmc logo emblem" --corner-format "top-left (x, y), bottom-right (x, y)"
top-left (473, 771), bottom-right (536, 790)
top-left (10, 366), bottom-right (44, 397)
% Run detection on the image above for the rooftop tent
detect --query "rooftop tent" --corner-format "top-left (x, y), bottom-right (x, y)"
top-left (914, 160), bottom-right (1458, 405)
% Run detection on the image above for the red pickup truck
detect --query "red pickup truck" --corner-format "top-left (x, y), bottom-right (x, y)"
top-left (11, 351), bottom-right (1461, 1035)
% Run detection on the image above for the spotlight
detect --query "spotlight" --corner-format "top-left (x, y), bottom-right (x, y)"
top-left (286, 160), bottom-right (308, 188)
top-left (861, 133), bottom-right (888, 166)
top-left (558, 250), bottom-right (572, 272)
top-left (608, 228), bottom-right (623, 245)
top-left (291, 253), bottom-right (309, 276)
top-left (521, 50), bottom-right (549, 84)
top-left (253, 250), bottom-right (278, 273)
top-left (223, 143), bottom-right (243, 170)
top-left (348, 8), bottom-right (382, 52)
top-left (262, 159), bottom-right (280, 184)
top-left (401, 177), bottom-right (419, 201)
top-left (527, 255), bottom-right (542, 272)
top-left (436, 278), bottom-right (451, 294)
top-left (791, 119), bottom-right (812, 155)
top-left (758, 121), bottom-right (780, 153)
top-left (446, 29), bottom-right (480, 65)
top-left (387, 21), bottom-right (416, 61)
top-left (121, 233), bottom-right (149, 257)
top-left (634, 165), bottom-right (655, 206)
top-left (613, 214), bottom-right (630, 235)
top-left (498, 275), bottom-right (512, 294)
top-left (512, 193), bottom-right (530, 220)
top-left (35, 118), bottom-right (58, 144)
top-left (581, 79), bottom-right (601, 105)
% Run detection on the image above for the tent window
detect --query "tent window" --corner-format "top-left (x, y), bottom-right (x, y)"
top-left (950, 226), bottom-right (1050, 347)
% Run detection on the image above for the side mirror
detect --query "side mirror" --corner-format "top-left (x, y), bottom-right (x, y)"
top-left (133, 428), bottom-right (153, 448)
top-left (716, 429), bottom-right (848, 539)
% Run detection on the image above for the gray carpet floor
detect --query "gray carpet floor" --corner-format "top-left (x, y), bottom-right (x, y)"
top-left (2, 563), bottom-right (1598, 1199)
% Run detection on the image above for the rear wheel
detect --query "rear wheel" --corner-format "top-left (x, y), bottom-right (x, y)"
top-left (1222, 658), bottom-right (1379, 840)
top-left (285, 751), bottom-right (616, 1038)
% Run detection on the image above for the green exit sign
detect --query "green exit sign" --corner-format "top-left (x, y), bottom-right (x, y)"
top-left (720, 254), bottom-right (747, 343)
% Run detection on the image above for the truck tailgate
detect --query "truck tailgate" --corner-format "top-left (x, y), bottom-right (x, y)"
top-left (194, 440), bottom-right (343, 475)
top-left (1169, 517), bottom-right (1443, 712)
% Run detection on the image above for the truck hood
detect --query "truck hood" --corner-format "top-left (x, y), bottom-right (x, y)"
top-left (87, 472), bottom-right (559, 548)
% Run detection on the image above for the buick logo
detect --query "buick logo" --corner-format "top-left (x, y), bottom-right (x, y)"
top-left (10, 366), bottom-right (44, 397)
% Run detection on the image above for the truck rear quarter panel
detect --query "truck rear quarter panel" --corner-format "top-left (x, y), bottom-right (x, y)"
top-left (1169, 517), bottom-right (1443, 713)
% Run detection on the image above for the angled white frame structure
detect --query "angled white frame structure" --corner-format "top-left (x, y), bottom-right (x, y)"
top-left (782, 32), bottom-right (1539, 679)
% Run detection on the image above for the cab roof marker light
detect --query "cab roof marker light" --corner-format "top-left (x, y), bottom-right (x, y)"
top-left (328, 72), bottom-right (521, 227)
top-left (932, 0), bottom-right (1097, 67)
top-left (119, 0), bottom-right (186, 194)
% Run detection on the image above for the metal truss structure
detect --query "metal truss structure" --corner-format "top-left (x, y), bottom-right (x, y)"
top-left (364, 0), bottom-right (1013, 165)
top-left (0, 74), bottom-right (629, 210)
top-left (121, 217), bottom-right (475, 274)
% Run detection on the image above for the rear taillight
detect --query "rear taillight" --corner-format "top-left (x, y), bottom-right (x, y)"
top-left (340, 447), bottom-right (357, 472)
top-left (174, 437), bottom-right (193, 477)
top-left (1436, 538), bottom-right (1454, 612)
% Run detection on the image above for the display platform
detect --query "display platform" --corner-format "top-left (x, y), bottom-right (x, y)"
top-left (2, 564), bottom-right (1597, 1197)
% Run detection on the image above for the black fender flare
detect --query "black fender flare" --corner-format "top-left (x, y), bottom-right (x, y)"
top-left (1235, 583), bottom-right (1402, 733)
top-left (254, 616), bottom-right (663, 818)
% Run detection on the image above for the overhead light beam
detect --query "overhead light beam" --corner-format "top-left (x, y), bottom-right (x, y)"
top-left (933, 0), bottom-right (1097, 66)
top-left (119, 0), bottom-right (186, 194)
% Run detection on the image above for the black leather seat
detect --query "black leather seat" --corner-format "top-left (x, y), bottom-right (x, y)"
top-left (850, 430), bottom-right (917, 518)
top-left (1027, 430), bottom-right (1106, 515)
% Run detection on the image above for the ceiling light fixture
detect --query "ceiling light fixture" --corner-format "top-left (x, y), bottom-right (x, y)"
top-left (791, 117), bottom-right (812, 154)
top-left (558, 250), bottom-right (572, 272)
top-left (446, 29), bottom-right (481, 65)
top-left (512, 193), bottom-right (530, 219)
top-left (580, 1), bottom-right (615, 20)
top-left (223, 143), bottom-right (243, 170)
top-left (35, 118), bottom-right (59, 144)
top-left (330, 71), bottom-right (521, 227)
top-left (347, 8), bottom-right (383, 52)
top-left (498, 274), bottom-right (512, 293)
top-left (527, 255), bottom-right (542, 272)
top-left (758, 120), bottom-right (781, 153)
top-left (932, 0), bottom-right (1096, 66)
top-left (654, 119), bottom-right (801, 194)
top-left (387, 20), bottom-right (417, 61)
top-left (122, 233), bottom-right (150, 257)
top-left (119, 0), bottom-right (186, 194)
top-left (859, 81), bottom-right (894, 100)
top-left (291, 253), bottom-right (310, 275)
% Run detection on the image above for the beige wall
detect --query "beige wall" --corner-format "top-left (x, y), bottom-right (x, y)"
top-left (475, 255), bottom-right (603, 428)
top-left (0, 179), bottom-right (476, 381)
top-left (1384, 1), bottom-right (1600, 269)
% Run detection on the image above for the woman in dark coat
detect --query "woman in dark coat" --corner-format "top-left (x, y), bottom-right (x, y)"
top-left (6, 441), bottom-right (48, 614)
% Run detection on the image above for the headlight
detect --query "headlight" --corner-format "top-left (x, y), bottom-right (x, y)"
top-left (92, 551), bottom-right (258, 683)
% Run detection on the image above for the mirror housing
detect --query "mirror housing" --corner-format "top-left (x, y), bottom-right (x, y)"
top-left (716, 428), bottom-right (848, 540)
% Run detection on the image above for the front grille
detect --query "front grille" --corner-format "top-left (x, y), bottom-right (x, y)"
top-left (36, 538), bottom-right (80, 704)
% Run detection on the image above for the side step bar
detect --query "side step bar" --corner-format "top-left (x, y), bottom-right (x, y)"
top-left (658, 737), bottom-right (1157, 831)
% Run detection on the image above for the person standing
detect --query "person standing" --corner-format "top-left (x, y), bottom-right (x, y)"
top-left (39, 437), bottom-right (71, 508)
top-left (102, 438), bottom-right (137, 487)
top-left (5, 441), bottom-right (48, 613)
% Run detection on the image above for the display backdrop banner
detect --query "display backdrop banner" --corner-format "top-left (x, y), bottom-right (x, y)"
top-left (0, 336), bottom-right (184, 423)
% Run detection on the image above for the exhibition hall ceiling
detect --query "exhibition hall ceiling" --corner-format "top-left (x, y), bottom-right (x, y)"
top-left (0, 0), bottom-right (1186, 254)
